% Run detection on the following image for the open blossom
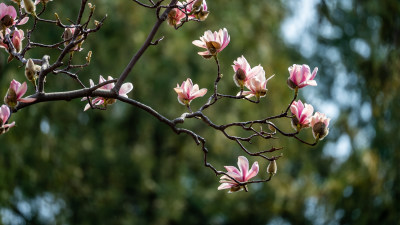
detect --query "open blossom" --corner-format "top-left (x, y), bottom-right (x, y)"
top-left (290, 100), bottom-right (314, 131)
top-left (82, 75), bottom-right (133, 111)
top-left (174, 78), bottom-right (207, 106)
top-left (167, 3), bottom-right (186, 28)
top-left (192, 28), bottom-right (230, 58)
top-left (4, 79), bottom-right (36, 108)
top-left (241, 66), bottom-right (274, 100)
top-left (0, 28), bottom-right (24, 53)
top-left (0, 3), bottom-right (28, 28)
top-left (0, 104), bottom-right (15, 135)
top-left (218, 156), bottom-right (259, 193)
top-left (232, 56), bottom-right (264, 89)
top-left (310, 112), bottom-right (331, 140)
top-left (287, 64), bottom-right (318, 89)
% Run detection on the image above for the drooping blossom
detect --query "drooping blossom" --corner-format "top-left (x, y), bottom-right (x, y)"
top-left (0, 104), bottom-right (15, 135)
top-left (287, 64), bottom-right (318, 89)
top-left (62, 27), bottom-right (83, 51)
top-left (82, 75), bottom-right (133, 111)
top-left (4, 79), bottom-right (36, 108)
top-left (0, 3), bottom-right (28, 28)
top-left (184, 0), bottom-right (209, 21)
top-left (241, 66), bottom-right (274, 100)
top-left (310, 112), bottom-right (331, 140)
top-left (167, 3), bottom-right (186, 28)
top-left (232, 56), bottom-right (264, 89)
top-left (290, 100), bottom-right (314, 131)
top-left (192, 28), bottom-right (230, 59)
top-left (174, 78), bottom-right (207, 106)
top-left (218, 156), bottom-right (259, 193)
top-left (0, 28), bottom-right (24, 53)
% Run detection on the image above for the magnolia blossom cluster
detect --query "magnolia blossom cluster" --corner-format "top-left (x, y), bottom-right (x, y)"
top-left (232, 56), bottom-right (274, 100)
top-left (167, 0), bottom-right (209, 28)
top-left (173, 27), bottom-right (330, 192)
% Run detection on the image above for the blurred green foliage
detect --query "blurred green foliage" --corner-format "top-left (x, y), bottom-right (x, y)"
top-left (0, 0), bottom-right (399, 224)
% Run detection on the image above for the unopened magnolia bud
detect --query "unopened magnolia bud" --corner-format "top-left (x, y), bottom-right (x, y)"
top-left (4, 88), bottom-right (18, 108)
top-left (63, 28), bottom-right (74, 42)
top-left (25, 59), bottom-right (38, 85)
top-left (312, 121), bottom-right (328, 140)
top-left (1, 15), bottom-right (14, 28)
top-left (86, 51), bottom-right (92, 63)
top-left (23, 0), bottom-right (37, 16)
top-left (192, 0), bottom-right (203, 12)
top-left (88, 2), bottom-right (95, 11)
top-left (267, 160), bottom-right (277, 176)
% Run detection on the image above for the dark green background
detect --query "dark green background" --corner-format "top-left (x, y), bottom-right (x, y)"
top-left (0, 0), bottom-right (399, 224)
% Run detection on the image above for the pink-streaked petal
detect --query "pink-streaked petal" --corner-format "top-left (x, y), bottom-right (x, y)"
top-left (15, 17), bottom-right (29, 25)
top-left (192, 40), bottom-right (206, 48)
top-left (246, 161), bottom-right (259, 181)
top-left (237, 156), bottom-right (249, 180)
top-left (310, 67), bottom-right (318, 80)
top-left (192, 88), bottom-right (207, 98)
top-left (198, 51), bottom-right (211, 56)
top-left (16, 81), bottom-right (28, 99)
top-left (224, 166), bottom-right (240, 175)
top-left (18, 97), bottom-right (36, 103)
top-left (119, 82), bottom-right (133, 95)
top-left (2, 121), bottom-right (15, 129)
top-left (83, 103), bottom-right (91, 111)
top-left (218, 183), bottom-right (235, 190)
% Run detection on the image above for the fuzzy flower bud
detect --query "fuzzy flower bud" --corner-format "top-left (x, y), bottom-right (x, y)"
top-left (267, 160), bottom-right (277, 176)
top-left (25, 58), bottom-right (39, 87)
top-left (23, 0), bottom-right (36, 16)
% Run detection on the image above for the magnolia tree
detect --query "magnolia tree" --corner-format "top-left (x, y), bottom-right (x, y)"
top-left (0, 0), bottom-right (330, 193)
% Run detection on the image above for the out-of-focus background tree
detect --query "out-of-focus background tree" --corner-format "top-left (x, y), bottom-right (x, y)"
top-left (0, 0), bottom-right (399, 224)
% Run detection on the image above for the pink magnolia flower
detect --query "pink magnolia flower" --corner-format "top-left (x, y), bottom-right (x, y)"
top-left (174, 78), bottom-right (207, 106)
top-left (218, 156), bottom-right (259, 193)
top-left (0, 104), bottom-right (15, 135)
top-left (167, 3), bottom-right (186, 28)
top-left (4, 79), bottom-right (36, 108)
top-left (0, 28), bottom-right (24, 53)
top-left (310, 112), bottom-right (331, 140)
top-left (0, 3), bottom-right (28, 28)
top-left (241, 66), bottom-right (274, 100)
top-left (232, 56), bottom-right (264, 89)
top-left (290, 100), bottom-right (314, 131)
top-left (287, 64), bottom-right (318, 89)
top-left (192, 28), bottom-right (230, 58)
top-left (82, 75), bottom-right (133, 111)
